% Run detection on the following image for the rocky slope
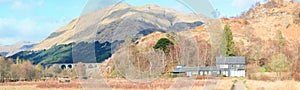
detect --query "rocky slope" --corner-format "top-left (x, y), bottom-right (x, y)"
top-left (100, 0), bottom-right (300, 76)
top-left (222, 0), bottom-right (300, 60)
top-left (32, 3), bottom-right (205, 51)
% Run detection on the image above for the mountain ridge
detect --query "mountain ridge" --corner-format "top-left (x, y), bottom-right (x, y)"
top-left (0, 41), bottom-right (36, 57)
top-left (32, 3), bottom-right (205, 51)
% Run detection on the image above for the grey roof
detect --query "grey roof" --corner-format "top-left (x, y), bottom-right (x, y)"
top-left (173, 67), bottom-right (198, 73)
top-left (173, 66), bottom-right (227, 73)
top-left (216, 56), bottom-right (245, 65)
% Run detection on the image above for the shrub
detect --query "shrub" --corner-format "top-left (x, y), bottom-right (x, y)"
top-left (259, 74), bottom-right (273, 81)
top-left (270, 53), bottom-right (289, 73)
top-left (249, 74), bottom-right (257, 80)
top-left (294, 73), bottom-right (300, 81)
top-left (261, 65), bottom-right (268, 72)
top-left (249, 73), bottom-right (274, 81)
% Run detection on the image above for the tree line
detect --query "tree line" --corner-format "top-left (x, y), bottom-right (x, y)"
top-left (0, 56), bottom-right (87, 83)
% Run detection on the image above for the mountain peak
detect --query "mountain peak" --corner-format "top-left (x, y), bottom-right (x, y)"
top-left (113, 3), bottom-right (132, 8)
top-left (0, 41), bottom-right (36, 57)
top-left (31, 4), bottom-right (205, 51)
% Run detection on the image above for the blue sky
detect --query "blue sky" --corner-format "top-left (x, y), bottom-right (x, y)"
top-left (0, 0), bottom-right (295, 45)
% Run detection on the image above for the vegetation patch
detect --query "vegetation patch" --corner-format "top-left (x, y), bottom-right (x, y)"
top-left (153, 38), bottom-right (174, 53)
top-left (9, 41), bottom-right (123, 64)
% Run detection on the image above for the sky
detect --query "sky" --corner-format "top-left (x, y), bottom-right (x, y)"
top-left (0, 0), bottom-right (297, 45)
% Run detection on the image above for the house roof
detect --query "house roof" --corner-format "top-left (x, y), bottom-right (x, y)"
top-left (172, 66), bottom-right (228, 73)
top-left (216, 56), bottom-right (245, 64)
top-left (172, 67), bottom-right (198, 73)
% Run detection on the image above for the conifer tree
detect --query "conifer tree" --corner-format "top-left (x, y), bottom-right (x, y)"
top-left (220, 24), bottom-right (235, 56)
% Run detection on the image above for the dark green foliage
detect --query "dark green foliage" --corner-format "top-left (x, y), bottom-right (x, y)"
top-left (220, 24), bottom-right (235, 56)
top-left (153, 38), bottom-right (174, 53)
top-left (95, 41), bottom-right (113, 62)
top-left (9, 43), bottom-right (73, 64)
top-left (9, 41), bottom-right (123, 64)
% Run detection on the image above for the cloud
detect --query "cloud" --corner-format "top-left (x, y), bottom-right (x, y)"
top-left (11, 1), bottom-right (32, 10)
top-left (0, 0), bottom-right (44, 11)
top-left (0, 17), bottom-right (67, 45)
top-left (0, 38), bottom-right (19, 46)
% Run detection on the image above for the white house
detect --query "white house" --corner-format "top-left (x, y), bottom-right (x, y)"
top-left (173, 56), bottom-right (246, 77)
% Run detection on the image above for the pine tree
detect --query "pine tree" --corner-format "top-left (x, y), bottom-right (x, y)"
top-left (220, 24), bottom-right (235, 56)
top-left (275, 30), bottom-right (286, 52)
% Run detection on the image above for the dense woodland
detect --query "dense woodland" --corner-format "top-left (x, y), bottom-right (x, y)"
top-left (9, 41), bottom-right (123, 64)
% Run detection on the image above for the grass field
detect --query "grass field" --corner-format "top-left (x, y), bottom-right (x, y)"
top-left (0, 78), bottom-right (201, 90)
top-left (0, 78), bottom-right (300, 90)
top-left (0, 86), bottom-right (81, 90)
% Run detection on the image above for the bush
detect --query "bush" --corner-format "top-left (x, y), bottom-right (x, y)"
top-left (249, 74), bottom-right (257, 80)
top-left (222, 75), bottom-right (227, 77)
top-left (259, 74), bottom-right (273, 81)
top-left (249, 73), bottom-right (274, 81)
top-left (261, 65), bottom-right (267, 72)
top-left (294, 73), bottom-right (300, 81)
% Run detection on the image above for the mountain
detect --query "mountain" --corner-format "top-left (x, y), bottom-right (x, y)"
top-left (0, 41), bottom-right (36, 57)
top-left (32, 3), bottom-right (205, 51)
top-left (99, 0), bottom-right (300, 76)
top-left (221, 0), bottom-right (300, 56)
top-left (10, 4), bottom-right (205, 64)
top-left (9, 41), bottom-right (122, 64)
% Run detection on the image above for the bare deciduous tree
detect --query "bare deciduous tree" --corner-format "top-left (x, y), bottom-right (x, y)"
top-left (75, 62), bottom-right (86, 78)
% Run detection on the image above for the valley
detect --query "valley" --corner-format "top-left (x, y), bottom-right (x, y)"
top-left (1, 0), bottom-right (300, 90)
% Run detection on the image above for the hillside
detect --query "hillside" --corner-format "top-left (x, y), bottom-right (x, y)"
top-left (99, 25), bottom-right (211, 77)
top-left (10, 3), bottom-right (206, 64)
top-left (100, 0), bottom-right (300, 77)
top-left (32, 3), bottom-right (205, 51)
top-left (9, 41), bottom-right (122, 64)
top-left (221, 0), bottom-right (300, 60)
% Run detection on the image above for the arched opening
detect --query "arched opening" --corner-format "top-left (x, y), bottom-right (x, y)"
top-left (61, 65), bottom-right (66, 70)
top-left (88, 64), bottom-right (93, 68)
top-left (67, 65), bottom-right (72, 69)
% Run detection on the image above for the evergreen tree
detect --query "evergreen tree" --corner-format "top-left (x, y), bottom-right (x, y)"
top-left (153, 38), bottom-right (174, 54)
top-left (274, 30), bottom-right (286, 52)
top-left (220, 24), bottom-right (235, 56)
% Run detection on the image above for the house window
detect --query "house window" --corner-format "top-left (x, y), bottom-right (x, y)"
top-left (220, 65), bottom-right (228, 68)
top-left (240, 65), bottom-right (245, 69)
top-left (199, 71), bottom-right (203, 75)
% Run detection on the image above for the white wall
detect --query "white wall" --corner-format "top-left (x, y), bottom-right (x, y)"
top-left (230, 70), bottom-right (245, 77)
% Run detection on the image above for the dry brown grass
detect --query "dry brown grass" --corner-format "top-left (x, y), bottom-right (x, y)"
top-left (0, 78), bottom-right (205, 90)
top-left (213, 78), bottom-right (235, 90)
top-left (294, 73), bottom-right (300, 81)
top-left (0, 78), bottom-right (239, 90)
top-left (246, 80), bottom-right (300, 90)
top-left (0, 85), bottom-right (82, 90)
